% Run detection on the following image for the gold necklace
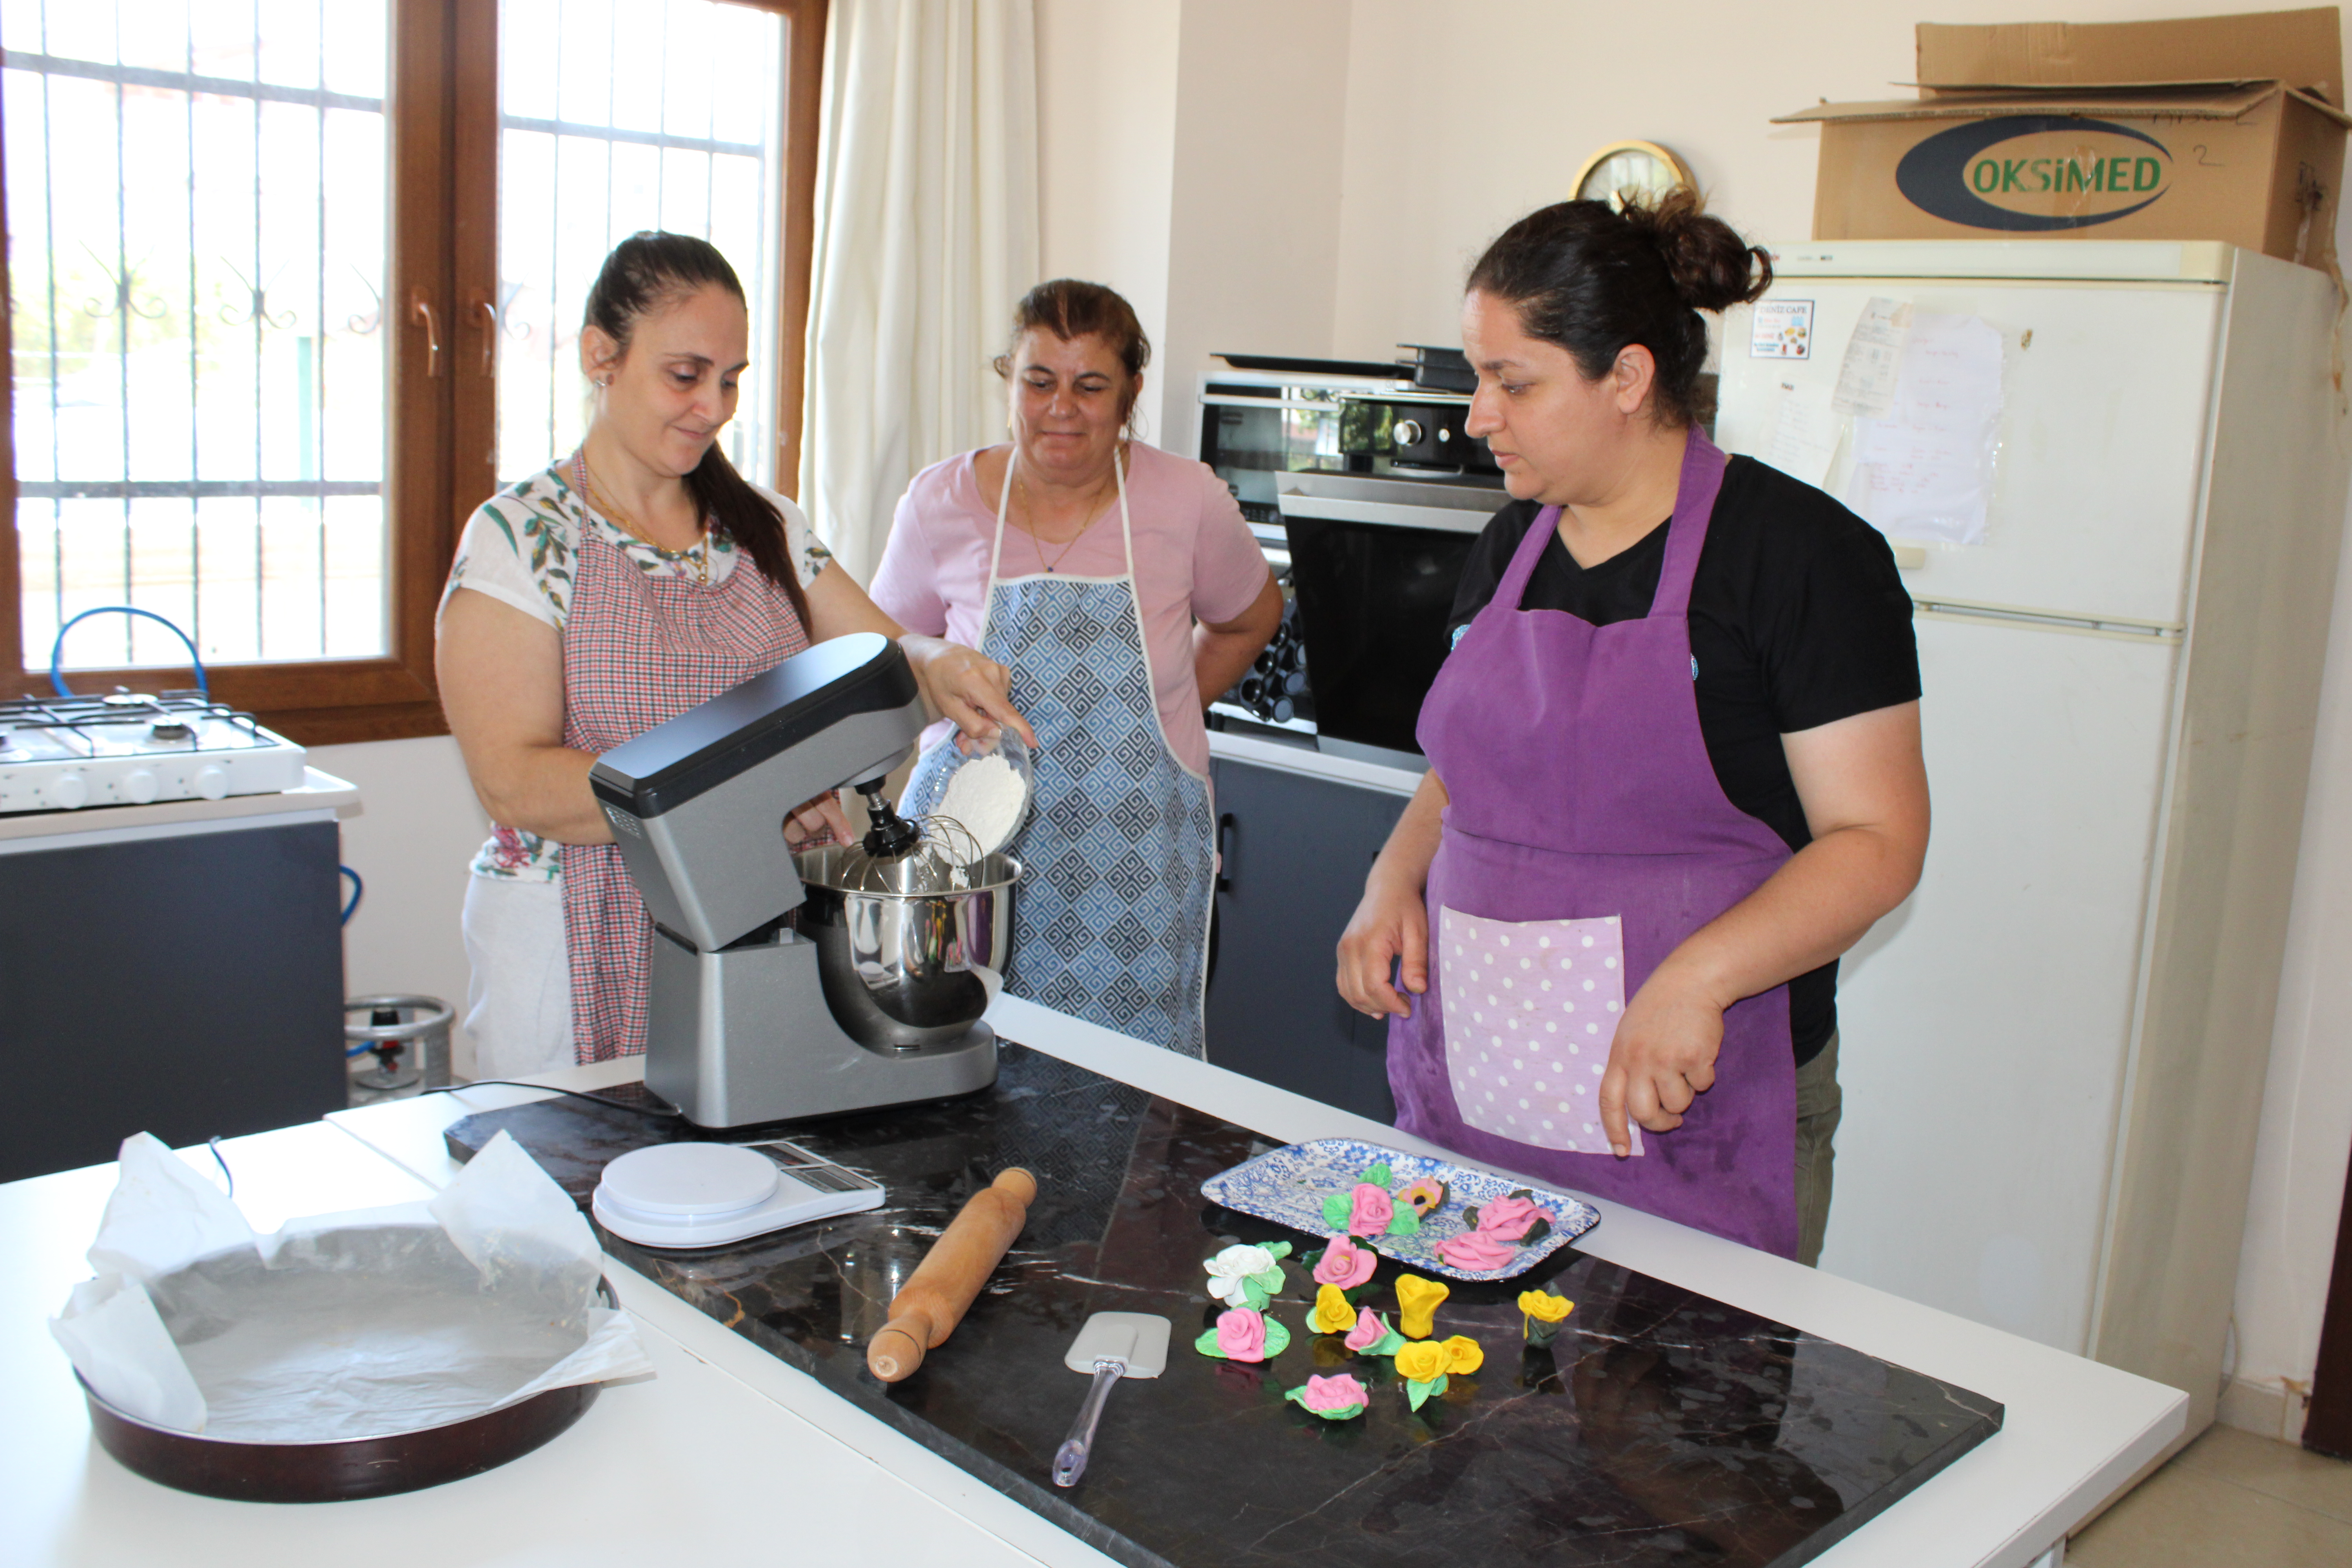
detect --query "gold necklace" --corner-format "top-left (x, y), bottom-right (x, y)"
top-left (575, 452), bottom-right (711, 586)
top-left (1012, 449), bottom-right (1120, 575)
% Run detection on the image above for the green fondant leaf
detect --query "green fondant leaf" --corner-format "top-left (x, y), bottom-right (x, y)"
top-left (1261, 1319), bottom-right (1293, 1357)
top-left (1405, 1373), bottom-right (1448, 1411)
top-left (1194, 1329), bottom-right (1228, 1359)
top-left (1238, 1278), bottom-right (1270, 1312)
top-left (1322, 1193), bottom-right (1352, 1229)
top-left (1385, 1207), bottom-right (1421, 1237)
top-left (1249, 1263), bottom-right (1287, 1295)
top-left (1359, 1162), bottom-right (1392, 1187)
top-left (1369, 1330), bottom-right (1407, 1358)
top-left (1265, 1241), bottom-right (1294, 1261)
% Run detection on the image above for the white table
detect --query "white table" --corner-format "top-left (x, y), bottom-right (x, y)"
top-left (1, 996), bottom-right (2181, 1566)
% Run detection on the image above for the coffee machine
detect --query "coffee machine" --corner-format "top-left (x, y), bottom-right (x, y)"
top-left (588, 633), bottom-right (1005, 1127)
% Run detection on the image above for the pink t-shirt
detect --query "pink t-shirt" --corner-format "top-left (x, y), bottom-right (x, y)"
top-left (870, 441), bottom-right (1270, 777)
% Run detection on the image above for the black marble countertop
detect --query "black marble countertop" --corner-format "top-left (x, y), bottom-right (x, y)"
top-left (446, 1044), bottom-right (2000, 1568)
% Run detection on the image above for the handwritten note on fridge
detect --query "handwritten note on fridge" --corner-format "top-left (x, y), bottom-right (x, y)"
top-left (1831, 298), bottom-right (1912, 417)
top-left (1849, 312), bottom-right (2005, 546)
top-left (1765, 382), bottom-right (1840, 488)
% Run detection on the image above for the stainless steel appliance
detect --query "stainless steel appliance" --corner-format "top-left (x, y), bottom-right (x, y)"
top-left (1199, 356), bottom-right (1507, 766)
top-left (587, 632), bottom-right (1005, 1127)
top-left (1196, 354), bottom-right (1497, 527)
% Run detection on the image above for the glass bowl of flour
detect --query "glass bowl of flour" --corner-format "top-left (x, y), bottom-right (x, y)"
top-left (897, 727), bottom-right (1036, 859)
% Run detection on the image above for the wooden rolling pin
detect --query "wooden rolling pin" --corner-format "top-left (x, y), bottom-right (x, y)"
top-left (867, 1167), bottom-right (1037, 1383)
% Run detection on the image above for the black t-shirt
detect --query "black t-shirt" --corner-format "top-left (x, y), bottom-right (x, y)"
top-left (1445, 455), bottom-right (1920, 1063)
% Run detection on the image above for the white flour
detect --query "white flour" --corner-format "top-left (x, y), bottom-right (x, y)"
top-left (933, 752), bottom-right (1027, 856)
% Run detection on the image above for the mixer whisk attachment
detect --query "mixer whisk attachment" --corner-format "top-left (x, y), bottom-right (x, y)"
top-left (832, 782), bottom-right (991, 894)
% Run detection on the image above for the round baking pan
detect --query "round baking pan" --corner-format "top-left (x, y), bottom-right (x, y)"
top-left (78, 1279), bottom-right (618, 1503)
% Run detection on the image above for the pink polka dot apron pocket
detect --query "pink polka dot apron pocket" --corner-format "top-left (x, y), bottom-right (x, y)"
top-left (1436, 906), bottom-right (1643, 1158)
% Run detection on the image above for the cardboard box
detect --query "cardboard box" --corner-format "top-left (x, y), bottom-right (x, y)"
top-left (1776, 10), bottom-right (2351, 269)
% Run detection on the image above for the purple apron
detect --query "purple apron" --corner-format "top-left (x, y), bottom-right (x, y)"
top-left (1390, 433), bottom-right (1800, 1258)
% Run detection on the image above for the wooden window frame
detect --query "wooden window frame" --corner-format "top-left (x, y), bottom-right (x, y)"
top-left (0, 0), bottom-right (826, 744)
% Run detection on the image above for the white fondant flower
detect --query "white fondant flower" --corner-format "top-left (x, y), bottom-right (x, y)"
top-left (1204, 1243), bottom-right (1277, 1306)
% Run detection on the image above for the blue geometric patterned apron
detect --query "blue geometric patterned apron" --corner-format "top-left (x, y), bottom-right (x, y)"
top-left (909, 448), bottom-right (1212, 1056)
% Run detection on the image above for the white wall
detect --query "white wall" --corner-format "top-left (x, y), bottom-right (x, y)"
top-left (1036, 0), bottom-right (2352, 1436)
top-left (1035, 0), bottom-right (1181, 437)
top-left (1037, 0), bottom-right (1351, 450)
top-left (313, 736), bottom-right (488, 1077)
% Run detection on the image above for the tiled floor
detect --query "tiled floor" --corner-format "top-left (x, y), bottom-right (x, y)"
top-left (2069, 1424), bottom-right (2352, 1566)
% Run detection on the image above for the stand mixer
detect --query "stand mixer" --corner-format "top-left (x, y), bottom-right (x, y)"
top-left (587, 633), bottom-right (1016, 1128)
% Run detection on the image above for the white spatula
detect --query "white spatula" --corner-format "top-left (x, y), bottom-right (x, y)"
top-left (1051, 1311), bottom-right (1171, 1488)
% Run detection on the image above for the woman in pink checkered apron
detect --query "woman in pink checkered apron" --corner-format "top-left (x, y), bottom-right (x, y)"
top-left (437, 234), bottom-right (1029, 1078)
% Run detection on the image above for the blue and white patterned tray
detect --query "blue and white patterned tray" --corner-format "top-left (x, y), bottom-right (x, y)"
top-left (1198, 1138), bottom-right (1599, 1283)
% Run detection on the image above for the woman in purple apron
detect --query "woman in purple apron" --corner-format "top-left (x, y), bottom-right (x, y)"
top-left (1338, 194), bottom-right (1929, 1263)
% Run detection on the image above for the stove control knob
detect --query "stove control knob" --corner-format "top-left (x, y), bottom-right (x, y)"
top-left (123, 768), bottom-right (159, 804)
top-left (193, 764), bottom-right (230, 800)
top-left (52, 771), bottom-right (89, 809)
top-left (1392, 419), bottom-right (1423, 448)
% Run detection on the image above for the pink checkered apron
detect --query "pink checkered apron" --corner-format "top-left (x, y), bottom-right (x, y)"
top-left (560, 521), bottom-right (808, 1063)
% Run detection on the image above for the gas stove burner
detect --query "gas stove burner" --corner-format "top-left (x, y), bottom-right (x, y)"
top-left (0, 692), bottom-right (307, 814)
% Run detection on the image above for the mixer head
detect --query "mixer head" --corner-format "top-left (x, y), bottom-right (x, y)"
top-left (829, 802), bottom-right (991, 896)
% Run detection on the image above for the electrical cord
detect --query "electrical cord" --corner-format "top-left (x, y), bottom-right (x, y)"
top-left (417, 1080), bottom-right (685, 1119)
top-left (339, 865), bottom-right (363, 924)
top-left (49, 605), bottom-right (209, 697)
top-left (207, 1135), bottom-right (234, 1198)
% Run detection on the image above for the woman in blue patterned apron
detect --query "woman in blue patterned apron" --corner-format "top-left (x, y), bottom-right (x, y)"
top-left (871, 281), bottom-right (1283, 1055)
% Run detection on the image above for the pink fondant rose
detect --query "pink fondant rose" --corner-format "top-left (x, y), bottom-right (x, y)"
top-left (1215, 1308), bottom-right (1269, 1363)
top-left (1344, 1307), bottom-right (1388, 1352)
top-left (1313, 1232), bottom-right (1377, 1289)
top-left (1474, 1194), bottom-right (1542, 1241)
top-left (1346, 1183), bottom-right (1394, 1237)
top-left (1299, 1373), bottom-right (1368, 1414)
top-left (1434, 1229), bottom-right (1517, 1272)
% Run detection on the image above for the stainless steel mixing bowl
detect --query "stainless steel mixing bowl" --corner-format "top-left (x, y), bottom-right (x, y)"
top-left (791, 846), bottom-right (1020, 1050)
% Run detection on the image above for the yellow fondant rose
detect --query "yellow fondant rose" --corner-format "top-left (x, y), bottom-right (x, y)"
top-left (1395, 1273), bottom-right (1449, 1339)
top-left (1308, 1282), bottom-right (1356, 1334)
top-left (1518, 1289), bottom-right (1573, 1323)
top-left (1393, 1339), bottom-right (1447, 1383)
top-left (1441, 1334), bottom-right (1484, 1375)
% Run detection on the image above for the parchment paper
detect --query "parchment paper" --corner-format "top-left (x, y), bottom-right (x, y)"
top-left (50, 1130), bottom-right (653, 1439)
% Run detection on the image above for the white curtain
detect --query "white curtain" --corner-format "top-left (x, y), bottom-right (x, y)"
top-left (798, 0), bottom-right (1040, 582)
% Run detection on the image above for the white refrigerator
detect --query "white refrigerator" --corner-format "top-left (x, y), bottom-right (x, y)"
top-left (1716, 240), bottom-right (2348, 1433)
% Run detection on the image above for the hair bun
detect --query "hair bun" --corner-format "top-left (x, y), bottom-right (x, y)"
top-left (1619, 188), bottom-right (1772, 313)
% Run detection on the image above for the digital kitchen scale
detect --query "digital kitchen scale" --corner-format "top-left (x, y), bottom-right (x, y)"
top-left (590, 1140), bottom-right (884, 1249)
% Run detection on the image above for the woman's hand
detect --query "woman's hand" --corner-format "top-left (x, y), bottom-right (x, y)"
top-left (1335, 771), bottom-right (1448, 1018)
top-left (1596, 962), bottom-right (1728, 1157)
top-left (1336, 870), bottom-right (1429, 1018)
top-left (796, 558), bottom-right (1034, 747)
top-left (1591, 701), bottom-right (1929, 1158)
top-left (901, 634), bottom-right (1037, 747)
top-left (781, 790), bottom-right (853, 847)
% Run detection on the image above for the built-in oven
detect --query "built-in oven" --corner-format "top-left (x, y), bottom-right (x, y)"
top-left (1195, 357), bottom-right (1499, 527)
top-left (1201, 353), bottom-right (1509, 769)
top-left (1272, 473), bottom-right (1501, 768)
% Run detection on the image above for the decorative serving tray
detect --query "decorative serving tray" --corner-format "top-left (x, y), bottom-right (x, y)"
top-left (1198, 1138), bottom-right (1599, 1282)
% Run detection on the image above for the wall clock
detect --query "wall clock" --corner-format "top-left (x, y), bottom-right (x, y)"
top-left (1572, 141), bottom-right (1695, 208)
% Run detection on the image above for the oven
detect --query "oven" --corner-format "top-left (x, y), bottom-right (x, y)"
top-left (1199, 358), bottom-right (1508, 767)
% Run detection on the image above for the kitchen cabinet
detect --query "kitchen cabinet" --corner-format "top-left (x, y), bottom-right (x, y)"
top-left (1205, 754), bottom-right (1406, 1122)
top-left (0, 780), bottom-right (357, 1183)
